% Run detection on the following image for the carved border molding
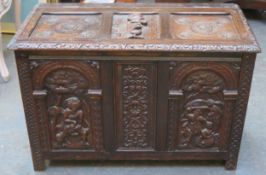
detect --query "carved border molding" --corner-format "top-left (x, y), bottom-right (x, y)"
top-left (16, 54), bottom-right (45, 170)
top-left (10, 42), bottom-right (260, 53)
top-left (225, 55), bottom-right (256, 170)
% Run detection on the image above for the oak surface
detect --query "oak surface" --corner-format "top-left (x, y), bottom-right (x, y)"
top-left (9, 3), bottom-right (260, 171)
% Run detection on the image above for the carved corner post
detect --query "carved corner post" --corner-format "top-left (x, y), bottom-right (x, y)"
top-left (15, 52), bottom-right (45, 171)
top-left (225, 54), bottom-right (256, 170)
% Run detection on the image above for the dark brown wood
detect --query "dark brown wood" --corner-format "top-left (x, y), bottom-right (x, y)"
top-left (156, 62), bottom-right (169, 151)
top-left (101, 61), bottom-right (115, 152)
top-left (16, 52), bottom-right (45, 170)
top-left (9, 3), bottom-right (260, 171)
top-left (225, 54), bottom-right (256, 170)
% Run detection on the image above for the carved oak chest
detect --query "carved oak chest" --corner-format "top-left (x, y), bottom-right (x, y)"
top-left (9, 3), bottom-right (260, 171)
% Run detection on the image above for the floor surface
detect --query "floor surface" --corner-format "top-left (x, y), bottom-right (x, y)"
top-left (0, 9), bottom-right (265, 175)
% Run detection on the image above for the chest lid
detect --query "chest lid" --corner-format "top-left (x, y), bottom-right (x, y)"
top-left (9, 3), bottom-right (260, 53)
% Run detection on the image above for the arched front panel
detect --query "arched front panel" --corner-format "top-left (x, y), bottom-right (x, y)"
top-left (31, 60), bottom-right (104, 152)
top-left (167, 62), bottom-right (240, 151)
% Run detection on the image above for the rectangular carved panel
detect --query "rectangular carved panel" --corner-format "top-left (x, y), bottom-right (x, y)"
top-left (115, 62), bottom-right (157, 150)
top-left (111, 13), bottom-right (160, 39)
top-left (30, 13), bottom-right (102, 40)
top-left (167, 62), bottom-right (240, 151)
top-left (169, 14), bottom-right (240, 41)
top-left (31, 60), bottom-right (104, 151)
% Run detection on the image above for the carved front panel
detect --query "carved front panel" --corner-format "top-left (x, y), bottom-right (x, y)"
top-left (32, 60), bottom-right (103, 151)
top-left (168, 62), bottom-right (240, 150)
top-left (112, 13), bottom-right (160, 39)
top-left (30, 14), bottom-right (102, 40)
top-left (115, 63), bottom-right (157, 150)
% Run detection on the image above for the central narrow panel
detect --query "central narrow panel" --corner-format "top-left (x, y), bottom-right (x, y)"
top-left (115, 62), bottom-right (157, 151)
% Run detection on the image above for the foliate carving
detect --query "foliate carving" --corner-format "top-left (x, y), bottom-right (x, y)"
top-left (182, 71), bottom-right (225, 97)
top-left (121, 65), bottom-right (152, 148)
top-left (179, 71), bottom-right (225, 149)
top-left (12, 42), bottom-right (260, 53)
top-left (45, 70), bottom-right (89, 94)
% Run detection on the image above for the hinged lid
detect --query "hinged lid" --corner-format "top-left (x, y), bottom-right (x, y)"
top-left (9, 3), bottom-right (260, 53)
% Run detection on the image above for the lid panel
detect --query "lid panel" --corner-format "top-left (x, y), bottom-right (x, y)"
top-left (9, 3), bottom-right (260, 53)
top-left (30, 13), bottom-right (102, 41)
top-left (111, 13), bottom-right (160, 39)
top-left (170, 14), bottom-right (240, 41)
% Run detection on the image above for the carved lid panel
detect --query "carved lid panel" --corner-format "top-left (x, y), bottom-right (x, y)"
top-left (170, 14), bottom-right (240, 41)
top-left (30, 13), bottom-right (102, 40)
top-left (9, 3), bottom-right (260, 53)
top-left (112, 13), bottom-right (160, 39)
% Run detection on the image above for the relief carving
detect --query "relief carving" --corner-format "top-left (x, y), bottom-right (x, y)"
top-left (111, 13), bottom-right (159, 40)
top-left (180, 99), bottom-right (223, 148)
top-left (127, 14), bottom-right (148, 39)
top-left (121, 65), bottom-right (152, 148)
top-left (48, 97), bottom-right (91, 148)
top-left (45, 69), bottom-right (89, 94)
top-left (178, 71), bottom-right (225, 149)
top-left (172, 15), bottom-right (239, 40)
top-left (30, 14), bottom-right (102, 40)
top-left (32, 64), bottom-right (103, 150)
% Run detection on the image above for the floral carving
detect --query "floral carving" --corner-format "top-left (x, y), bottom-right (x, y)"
top-left (45, 69), bottom-right (89, 94)
top-left (172, 15), bottom-right (239, 40)
top-left (121, 65), bottom-right (152, 148)
top-left (30, 14), bottom-right (101, 40)
top-left (182, 71), bottom-right (225, 99)
top-left (179, 71), bottom-right (225, 149)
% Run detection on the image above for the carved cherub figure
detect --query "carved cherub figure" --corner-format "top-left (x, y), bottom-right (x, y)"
top-left (63, 97), bottom-right (83, 128)
top-left (51, 97), bottom-right (89, 147)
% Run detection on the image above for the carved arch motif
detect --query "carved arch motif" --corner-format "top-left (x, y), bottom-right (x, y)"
top-left (32, 61), bottom-right (103, 150)
top-left (33, 61), bottom-right (99, 89)
top-left (169, 62), bottom-right (239, 149)
top-left (170, 62), bottom-right (238, 90)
